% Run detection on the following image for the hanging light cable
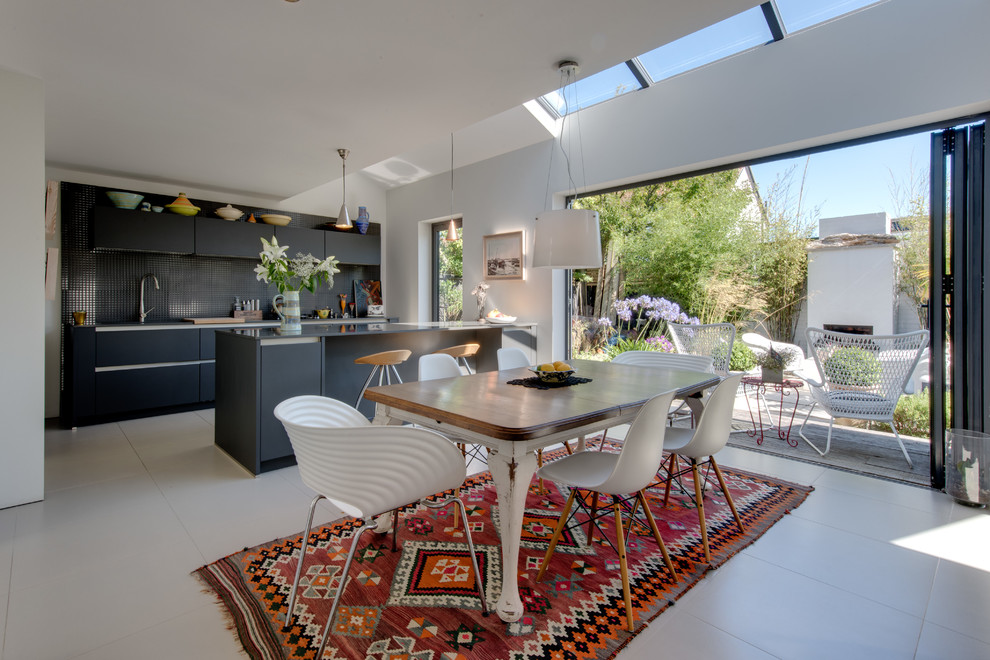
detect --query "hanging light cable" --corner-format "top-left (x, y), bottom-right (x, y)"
top-left (532, 60), bottom-right (602, 269)
top-left (334, 148), bottom-right (353, 230)
top-left (443, 133), bottom-right (459, 242)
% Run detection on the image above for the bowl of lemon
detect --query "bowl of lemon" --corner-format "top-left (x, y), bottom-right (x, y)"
top-left (530, 361), bottom-right (575, 383)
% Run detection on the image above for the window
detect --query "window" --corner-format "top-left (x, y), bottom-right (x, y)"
top-left (637, 6), bottom-right (772, 83)
top-left (774, 0), bottom-right (880, 34)
top-left (432, 219), bottom-right (463, 322)
top-left (541, 63), bottom-right (644, 117)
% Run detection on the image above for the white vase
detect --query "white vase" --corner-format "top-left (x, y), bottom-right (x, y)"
top-left (272, 290), bottom-right (302, 334)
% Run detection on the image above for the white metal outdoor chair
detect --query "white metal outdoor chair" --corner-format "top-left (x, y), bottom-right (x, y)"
top-left (535, 389), bottom-right (680, 632)
top-left (739, 332), bottom-right (807, 372)
top-left (274, 395), bottom-right (488, 659)
top-left (798, 328), bottom-right (930, 467)
top-left (668, 322), bottom-right (736, 375)
top-left (659, 373), bottom-right (745, 563)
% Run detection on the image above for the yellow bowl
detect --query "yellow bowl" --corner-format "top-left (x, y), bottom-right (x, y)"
top-left (316, 309), bottom-right (330, 319)
top-left (166, 204), bottom-right (200, 216)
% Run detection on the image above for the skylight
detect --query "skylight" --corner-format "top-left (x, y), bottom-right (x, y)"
top-left (542, 63), bottom-right (644, 117)
top-left (535, 1), bottom-right (883, 119)
top-left (774, 0), bottom-right (880, 34)
top-left (637, 6), bottom-right (772, 83)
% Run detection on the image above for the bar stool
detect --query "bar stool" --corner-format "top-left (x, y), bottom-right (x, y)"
top-left (353, 349), bottom-right (412, 408)
top-left (432, 343), bottom-right (480, 374)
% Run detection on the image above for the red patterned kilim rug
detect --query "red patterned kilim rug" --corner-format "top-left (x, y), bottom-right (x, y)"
top-left (196, 447), bottom-right (812, 660)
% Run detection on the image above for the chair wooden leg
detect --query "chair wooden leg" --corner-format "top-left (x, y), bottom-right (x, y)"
top-left (587, 490), bottom-right (598, 546)
top-left (563, 441), bottom-right (573, 455)
top-left (691, 460), bottom-right (711, 563)
top-left (537, 489), bottom-right (577, 581)
top-left (709, 457), bottom-right (744, 534)
top-left (638, 490), bottom-right (677, 582)
top-left (536, 449), bottom-right (546, 495)
top-left (612, 497), bottom-right (635, 632)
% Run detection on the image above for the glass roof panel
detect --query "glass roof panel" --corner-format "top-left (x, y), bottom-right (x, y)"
top-left (542, 63), bottom-right (642, 117)
top-left (775, 0), bottom-right (880, 33)
top-left (637, 6), bottom-right (772, 83)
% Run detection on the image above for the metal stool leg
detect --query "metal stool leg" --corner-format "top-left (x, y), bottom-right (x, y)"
top-left (354, 365), bottom-right (381, 408)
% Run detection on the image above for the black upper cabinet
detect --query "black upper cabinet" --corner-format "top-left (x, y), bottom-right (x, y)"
top-left (275, 226), bottom-right (325, 259)
top-left (93, 207), bottom-right (195, 253)
top-left (195, 217), bottom-right (274, 258)
top-left (327, 232), bottom-right (381, 265)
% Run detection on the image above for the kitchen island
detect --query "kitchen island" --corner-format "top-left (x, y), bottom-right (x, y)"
top-left (214, 321), bottom-right (528, 474)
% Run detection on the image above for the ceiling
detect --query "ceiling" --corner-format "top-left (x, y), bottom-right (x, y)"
top-left (0, 0), bottom-right (755, 200)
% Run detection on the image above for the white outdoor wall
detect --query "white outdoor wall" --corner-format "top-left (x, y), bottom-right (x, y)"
top-left (820, 213), bottom-right (890, 237)
top-left (1, 67), bottom-right (45, 509)
top-left (807, 244), bottom-right (897, 335)
top-left (385, 0), bottom-right (989, 362)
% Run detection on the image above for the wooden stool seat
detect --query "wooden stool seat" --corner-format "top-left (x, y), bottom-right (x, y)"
top-left (355, 349), bottom-right (412, 366)
top-left (354, 349), bottom-right (412, 408)
top-left (432, 343), bottom-right (480, 374)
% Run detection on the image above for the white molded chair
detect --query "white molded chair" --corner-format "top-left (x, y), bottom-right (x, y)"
top-left (668, 322), bottom-right (736, 376)
top-left (496, 347), bottom-right (530, 370)
top-left (602, 351), bottom-right (715, 448)
top-left (274, 395), bottom-right (488, 659)
top-left (660, 373), bottom-right (744, 563)
top-left (433, 343), bottom-right (480, 374)
top-left (536, 389), bottom-right (680, 632)
top-left (739, 332), bottom-right (806, 372)
top-left (799, 328), bottom-right (930, 467)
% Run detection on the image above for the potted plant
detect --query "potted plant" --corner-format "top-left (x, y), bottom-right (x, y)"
top-left (754, 345), bottom-right (797, 383)
top-left (822, 346), bottom-right (881, 389)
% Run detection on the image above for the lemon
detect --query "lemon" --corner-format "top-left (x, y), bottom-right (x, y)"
top-left (553, 361), bottom-right (571, 371)
top-left (538, 363), bottom-right (556, 372)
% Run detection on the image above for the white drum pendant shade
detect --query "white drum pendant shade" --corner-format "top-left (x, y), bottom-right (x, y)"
top-left (532, 208), bottom-right (602, 269)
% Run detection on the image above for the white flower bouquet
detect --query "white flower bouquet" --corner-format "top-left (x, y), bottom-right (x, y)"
top-left (255, 236), bottom-right (340, 294)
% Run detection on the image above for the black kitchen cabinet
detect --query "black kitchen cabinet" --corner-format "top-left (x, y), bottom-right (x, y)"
top-left (92, 207), bottom-right (195, 253)
top-left (326, 231), bottom-right (381, 265)
top-left (95, 365), bottom-right (200, 415)
top-left (275, 226), bottom-right (326, 259)
top-left (195, 217), bottom-right (274, 258)
top-left (96, 329), bottom-right (199, 366)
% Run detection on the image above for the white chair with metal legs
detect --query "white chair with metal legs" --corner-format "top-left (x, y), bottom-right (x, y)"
top-left (535, 389), bottom-right (680, 632)
top-left (798, 327), bottom-right (930, 467)
top-left (274, 395), bottom-right (488, 660)
top-left (659, 373), bottom-right (745, 563)
top-left (496, 347), bottom-right (530, 370)
top-left (594, 351), bottom-right (714, 450)
top-left (496, 347), bottom-right (573, 489)
top-left (433, 343), bottom-right (481, 374)
top-left (667, 322), bottom-right (736, 375)
top-left (419, 353), bottom-right (488, 477)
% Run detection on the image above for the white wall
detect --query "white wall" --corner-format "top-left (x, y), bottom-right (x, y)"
top-left (385, 0), bottom-right (989, 362)
top-left (807, 244), bottom-right (897, 334)
top-left (820, 213), bottom-right (890, 237)
top-left (1, 67), bottom-right (45, 509)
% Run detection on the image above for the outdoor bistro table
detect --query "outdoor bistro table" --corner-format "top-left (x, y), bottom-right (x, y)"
top-left (741, 374), bottom-right (804, 447)
top-left (363, 358), bottom-right (720, 623)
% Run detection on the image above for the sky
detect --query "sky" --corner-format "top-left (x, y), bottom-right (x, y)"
top-left (748, 130), bottom-right (931, 226)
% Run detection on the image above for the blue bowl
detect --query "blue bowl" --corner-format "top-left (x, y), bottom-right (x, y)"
top-left (106, 191), bottom-right (144, 209)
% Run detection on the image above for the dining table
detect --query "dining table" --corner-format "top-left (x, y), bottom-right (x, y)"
top-left (363, 357), bottom-right (721, 622)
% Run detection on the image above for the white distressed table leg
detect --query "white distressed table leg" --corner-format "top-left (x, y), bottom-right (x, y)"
top-left (575, 435), bottom-right (587, 452)
top-left (487, 444), bottom-right (538, 622)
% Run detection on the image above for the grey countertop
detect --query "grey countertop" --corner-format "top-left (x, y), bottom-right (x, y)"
top-left (218, 321), bottom-right (522, 341)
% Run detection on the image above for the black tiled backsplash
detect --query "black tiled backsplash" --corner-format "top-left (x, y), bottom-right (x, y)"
top-left (60, 183), bottom-right (380, 325)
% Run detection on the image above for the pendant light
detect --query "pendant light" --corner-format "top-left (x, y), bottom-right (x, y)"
top-left (334, 148), bottom-right (353, 230)
top-left (532, 60), bottom-right (602, 269)
top-left (443, 133), bottom-right (459, 242)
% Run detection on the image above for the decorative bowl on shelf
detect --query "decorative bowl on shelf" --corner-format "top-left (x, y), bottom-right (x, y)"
top-left (260, 214), bottom-right (292, 226)
top-left (485, 315), bottom-right (516, 324)
top-left (165, 192), bottom-right (201, 216)
top-left (215, 204), bottom-right (243, 221)
top-left (106, 191), bottom-right (144, 209)
top-left (530, 367), bottom-right (576, 383)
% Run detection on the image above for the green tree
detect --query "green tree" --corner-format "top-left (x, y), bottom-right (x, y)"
top-left (437, 227), bottom-right (463, 321)
top-left (889, 168), bottom-right (930, 327)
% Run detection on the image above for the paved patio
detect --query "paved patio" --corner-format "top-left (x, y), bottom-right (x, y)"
top-left (727, 384), bottom-right (931, 487)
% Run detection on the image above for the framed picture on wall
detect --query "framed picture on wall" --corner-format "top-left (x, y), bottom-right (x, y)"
top-left (483, 231), bottom-right (524, 280)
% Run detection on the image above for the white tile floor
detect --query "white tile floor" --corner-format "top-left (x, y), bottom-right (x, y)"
top-left (1, 410), bottom-right (988, 659)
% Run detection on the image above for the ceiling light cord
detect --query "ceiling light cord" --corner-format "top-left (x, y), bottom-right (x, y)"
top-left (544, 62), bottom-right (585, 212)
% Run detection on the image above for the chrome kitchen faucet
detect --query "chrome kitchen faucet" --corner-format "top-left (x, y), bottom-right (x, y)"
top-left (139, 273), bottom-right (160, 323)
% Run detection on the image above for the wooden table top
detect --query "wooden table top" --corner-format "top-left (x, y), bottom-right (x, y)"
top-left (364, 358), bottom-right (720, 441)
